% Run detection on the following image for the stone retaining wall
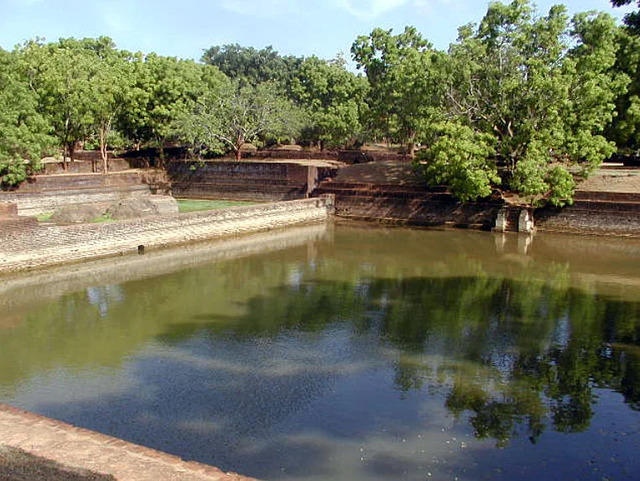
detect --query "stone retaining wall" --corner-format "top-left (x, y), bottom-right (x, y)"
top-left (319, 178), bottom-right (640, 235)
top-left (536, 194), bottom-right (640, 235)
top-left (316, 181), bottom-right (504, 229)
top-left (42, 158), bottom-right (131, 174)
top-left (0, 171), bottom-right (161, 216)
top-left (168, 161), bottom-right (337, 201)
top-left (0, 197), bottom-right (335, 274)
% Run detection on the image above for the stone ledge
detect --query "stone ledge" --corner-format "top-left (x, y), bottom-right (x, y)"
top-left (0, 197), bottom-right (335, 274)
top-left (0, 404), bottom-right (257, 481)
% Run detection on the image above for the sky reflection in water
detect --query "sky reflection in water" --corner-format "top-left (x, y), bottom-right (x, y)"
top-left (0, 224), bottom-right (639, 481)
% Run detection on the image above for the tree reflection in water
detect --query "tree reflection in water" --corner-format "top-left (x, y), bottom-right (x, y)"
top-left (182, 267), bottom-right (640, 448)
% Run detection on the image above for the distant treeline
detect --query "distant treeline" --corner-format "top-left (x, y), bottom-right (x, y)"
top-left (1, 0), bottom-right (639, 205)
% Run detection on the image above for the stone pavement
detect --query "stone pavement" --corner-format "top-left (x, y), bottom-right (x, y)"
top-left (0, 404), bottom-right (257, 481)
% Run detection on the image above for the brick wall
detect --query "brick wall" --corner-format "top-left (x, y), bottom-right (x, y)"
top-left (0, 197), bottom-right (335, 274)
top-left (536, 194), bottom-right (640, 235)
top-left (316, 181), bottom-right (504, 229)
top-left (167, 161), bottom-right (337, 201)
top-left (0, 172), bottom-right (156, 216)
top-left (42, 158), bottom-right (131, 174)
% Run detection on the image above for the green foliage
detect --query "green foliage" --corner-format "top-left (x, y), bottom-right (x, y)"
top-left (176, 199), bottom-right (256, 213)
top-left (0, 48), bottom-right (52, 186)
top-left (612, 0), bottom-right (640, 34)
top-left (91, 212), bottom-right (115, 223)
top-left (174, 81), bottom-right (303, 160)
top-left (118, 54), bottom-right (223, 156)
top-left (290, 56), bottom-right (367, 148)
top-left (352, 26), bottom-right (446, 153)
top-left (0, 2), bottom-right (635, 202)
top-left (201, 44), bottom-right (302, 89)
top-left (607, 27), bottom-right (640, 153)
top-left (20, 38), bottom-right (102, 165)
top-left (429, 0), bottom-right (625, 205)
top-left (416, 123), bottom-right (499, 201)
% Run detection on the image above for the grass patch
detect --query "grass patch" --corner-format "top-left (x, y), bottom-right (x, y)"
top-left (91, 212), bottom-right (115, 223)
top-left (177, 199), bottom-right (257, 213)
top-left (36, 212), bottom-right (54, 222)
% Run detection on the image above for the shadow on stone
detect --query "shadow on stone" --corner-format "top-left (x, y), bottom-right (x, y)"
top-left (0, 446), bottom-right (116, 481)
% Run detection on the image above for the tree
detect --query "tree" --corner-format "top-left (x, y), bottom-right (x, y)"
top-left (612, 0), bottom-right (640, 33)
top-left (289, 56), bottom-right (368, 149)
top-left (418, 0), bottom-right (626, 205)
top-left (352, 26), bottom-right (447, 156)
top-left (607, 18), bottom-right (640, 154)
top-left (117, 54), bottom-right (216, 162)
top-left (418, 123), bottom-right (499, 202)
top-left (174, 81), bottom-right (302, 161)
top-left (87, 39), bottom-right (134, 173)
top-left (21, 38), bottom-right (105, 169)
top-left (201, 44), bottom-right (302, 90)
top-left (0, 48), bottom-right (53, 186)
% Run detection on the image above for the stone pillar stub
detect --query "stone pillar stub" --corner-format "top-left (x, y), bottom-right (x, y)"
top-left (494, 207), bottom-right (508, 232)
top-left (518, 209), bottom-right (535, 234)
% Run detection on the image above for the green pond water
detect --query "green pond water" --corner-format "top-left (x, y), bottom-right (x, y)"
top-left (0, 222), bottom-right (639, 480)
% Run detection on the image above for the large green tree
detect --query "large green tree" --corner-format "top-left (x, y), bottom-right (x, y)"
top-left (174, 81), bottom-right (302, 161)
top-left (117, 55), bottom-right (225, 161)
top-left (201, 44), bottom-right (302, 90)
top-left (87, 40), bottom-right (135, 172)
top-left (352, 26), bottom-right (447, 156)
top-left (0, 48), bottom-right (53, 186)
top-left (290, 56), bottom-right (368, 149)
top-left (21, 38), bottom-right (105, 169)
top-left (608, 6), bottom-right (640, 154)
top-left (418, 0), bottom-right (627, 206)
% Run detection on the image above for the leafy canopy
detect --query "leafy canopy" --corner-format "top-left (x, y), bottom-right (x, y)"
top-left (290, 56), bottom-right (368, 148)
top-left (352, 27), bottom-right (447, 154)
top-left (0, 48), bottom-right (52, 186)
top-left (174, 81), bottom-right (302, 160)
top-left (416, 0), bottom-right (626, 205)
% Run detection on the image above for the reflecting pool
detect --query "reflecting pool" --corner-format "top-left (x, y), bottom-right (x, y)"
top-left (1, 222), bottom-right (639, 480)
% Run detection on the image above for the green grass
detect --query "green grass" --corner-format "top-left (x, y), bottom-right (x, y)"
top-left (91, 212), bottom-right (115, 223)
top-left (36, 212), bottom-right (54, 222)
top-left (177, 199), bottom-right (257, 213)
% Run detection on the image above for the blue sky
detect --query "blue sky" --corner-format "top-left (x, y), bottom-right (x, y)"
top-left (0, 0), bottom-right (634, 61)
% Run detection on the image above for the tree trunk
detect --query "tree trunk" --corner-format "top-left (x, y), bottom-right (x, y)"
top-left (405, 131), bottom-right (416, 160)
top-left (157, 137), bottom-right (165, 169)
top-left (62, 147), bottom-right (68, 172)
top-left (65, 142), bottom-right (76, 171)
top-left (99, 120), bottom-right (110, 175)
top-left (69, 143), bottom-right (75, 164)
top-left (235, 134), bottom-right (245, 161)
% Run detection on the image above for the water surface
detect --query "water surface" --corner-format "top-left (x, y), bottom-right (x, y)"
top-left (1, 223), bottom-right (639, 480)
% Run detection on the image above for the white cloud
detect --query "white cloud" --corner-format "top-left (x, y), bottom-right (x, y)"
top-left (215, 0), bottom-right (459, 20)
top-left (330, 0), bottom-right (409, 20)
top-left (333, 0), bottom-right (461, 20)
top-left (218, 0), bottom-right (301, 17)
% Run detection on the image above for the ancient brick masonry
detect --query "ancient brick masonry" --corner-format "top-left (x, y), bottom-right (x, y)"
top-left (0, 171), bottom-right (158, 217)
top-left (0, 197), bottom-right (335, 274)
top-left (535, 191), bottom-right (640, 235)
top-left (167, 161), bottom-right (338, 201)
